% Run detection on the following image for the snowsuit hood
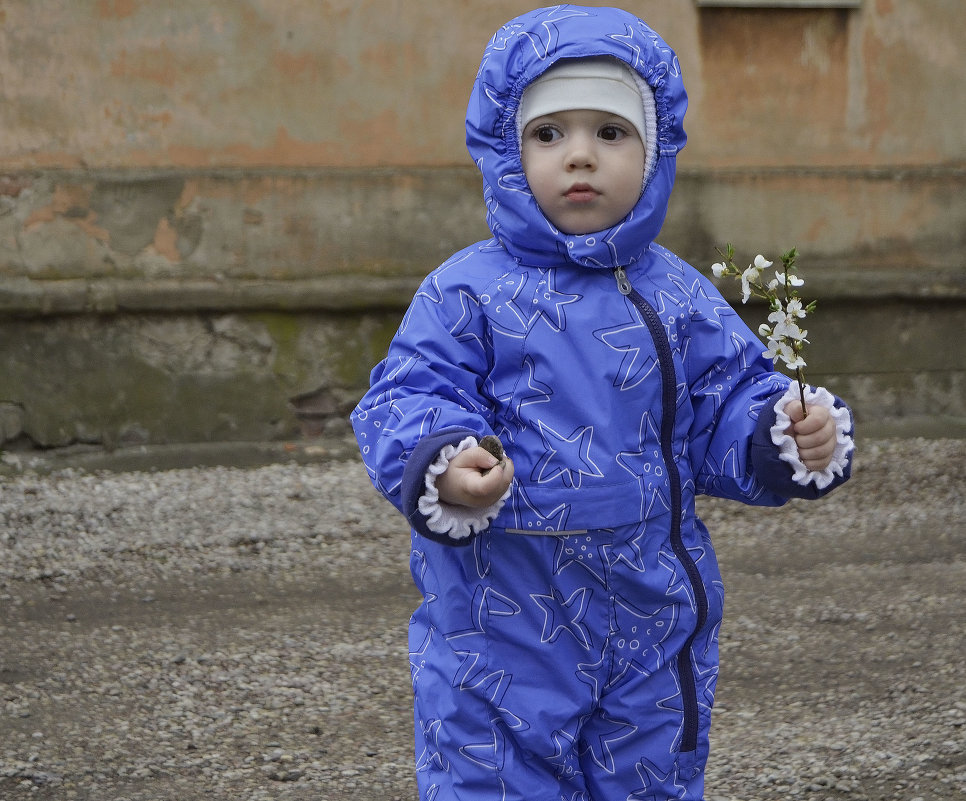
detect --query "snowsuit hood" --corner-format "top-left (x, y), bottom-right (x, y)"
top-left (466, 5), bottom-right (688, 270)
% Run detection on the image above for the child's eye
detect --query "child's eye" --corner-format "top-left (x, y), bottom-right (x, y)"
top-left (533, 125), bottom-right (561, 144)
top-left (598, 124), bottom-right (628, 142)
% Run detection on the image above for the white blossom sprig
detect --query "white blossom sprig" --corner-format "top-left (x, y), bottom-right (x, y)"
top-left (711, 244), bottom-right (816, 418)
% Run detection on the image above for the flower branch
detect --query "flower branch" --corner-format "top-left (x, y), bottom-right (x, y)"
top-left (711, 244), bottom-right (816, 418)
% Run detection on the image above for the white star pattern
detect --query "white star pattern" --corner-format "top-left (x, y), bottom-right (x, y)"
top-left (554, 534), bottom-right (609, 587)
top-left (594, 316), bottom-right (659, 391)
top-left (511, 486), bottom-right (572, 532)
top-left (531, 587), bottom-right (593, 649)
top-left (532, 422), bottom-right (603, 489)
top-left (578, 710), bottom-right (639, 774)
top-left (629, 758), bottom-right (688, 800)
top-left (610, 594), bottom-right (680, 680)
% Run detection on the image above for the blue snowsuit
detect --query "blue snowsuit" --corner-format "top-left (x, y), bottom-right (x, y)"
top-left (351, 6), bottom-right (853, 800)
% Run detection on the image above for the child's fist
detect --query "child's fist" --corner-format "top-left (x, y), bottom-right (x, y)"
top-left (436, 442), bottom-right (514, 508)
top-left (784, 402), bottom-right (836, 472)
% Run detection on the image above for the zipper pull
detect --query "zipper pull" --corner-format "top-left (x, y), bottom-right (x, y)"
top-left (614, 265), bottom-right (632, 295)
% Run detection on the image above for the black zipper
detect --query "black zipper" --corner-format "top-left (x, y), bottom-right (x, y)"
top-left (614, 266), bottom-right (708, 753)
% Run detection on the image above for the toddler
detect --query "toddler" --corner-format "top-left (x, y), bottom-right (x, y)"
top-left (351, 6), bottom-right (854, 800)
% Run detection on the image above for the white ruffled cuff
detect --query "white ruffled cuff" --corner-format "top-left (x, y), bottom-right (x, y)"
top-left (771, 385), bottom-right (855, 490)
top-left (417, 436), bottom-right (510, 540)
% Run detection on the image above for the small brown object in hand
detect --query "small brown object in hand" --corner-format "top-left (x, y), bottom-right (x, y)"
top-left (479, 435), bottom-right (507, 474)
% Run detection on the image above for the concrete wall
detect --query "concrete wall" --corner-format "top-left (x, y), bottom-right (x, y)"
top-left (1, 0), bottom-right (964, 450)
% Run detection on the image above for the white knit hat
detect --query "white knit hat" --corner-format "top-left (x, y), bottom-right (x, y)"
top-left (518, 57), bottom-right (649, 145)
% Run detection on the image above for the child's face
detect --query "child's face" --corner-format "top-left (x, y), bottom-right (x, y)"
top-left (521, 109), bottom-right (645, 235)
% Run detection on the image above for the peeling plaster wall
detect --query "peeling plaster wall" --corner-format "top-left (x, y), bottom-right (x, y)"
top-left (2, 1), bottom-right (962, 170)
top-left (1, 170), bottom-right (488, 282)
top-left (0, 0), bottom-right (964, 448)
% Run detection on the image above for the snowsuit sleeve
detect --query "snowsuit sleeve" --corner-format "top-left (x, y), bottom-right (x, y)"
top-left (681, 271), bottom-right (854, 505)
top-left (350, 265), bottom-right (501, 545)
top-left (751, 383), bottom-right (854, 498)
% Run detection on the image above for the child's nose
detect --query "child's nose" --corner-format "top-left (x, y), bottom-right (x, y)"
top-left (566, 133), bottom-right (597, 170)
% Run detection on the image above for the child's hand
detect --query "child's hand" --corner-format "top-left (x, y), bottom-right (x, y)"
top-left (784, 402), bottom-right (836, 472)
top-left (436, 446), bottom-right (514, 508)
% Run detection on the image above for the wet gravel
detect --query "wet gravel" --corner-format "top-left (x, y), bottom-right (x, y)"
top-left (1, 436), bottom-right (964, 800)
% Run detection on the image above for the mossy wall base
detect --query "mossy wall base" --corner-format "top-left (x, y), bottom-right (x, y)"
top-left (1, 293), bottom-right (963, 452)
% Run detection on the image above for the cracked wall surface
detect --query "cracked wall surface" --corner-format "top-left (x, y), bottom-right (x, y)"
top-left (0, 1), bottom-right (963, 447)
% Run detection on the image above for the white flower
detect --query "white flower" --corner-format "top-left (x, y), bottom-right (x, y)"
top-left (778, 321), bottom-right (808, 344)
top-left (711, 262), bottom-right (728, 278)
top-left (775, 270), bottom-right (804, 287)
top-left (758, 323), bottom-right (772, 337)
top-left (764, 340), bottom-right (807, 370)
top-left (765, 340), bottom-right (794, 364)
top-left (754, 254), bottom-right (773, 269)
top-left (740, 264), bottom-right (761, 303)
top-left (786, 298), bottom-right (806, 318)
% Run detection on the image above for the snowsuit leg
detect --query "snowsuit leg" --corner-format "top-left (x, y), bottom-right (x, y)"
top-left (408, 519), bottom-right (725, 801)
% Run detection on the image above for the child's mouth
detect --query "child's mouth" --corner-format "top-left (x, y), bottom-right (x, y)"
top-left (565, 184), bottom-right (599, 203)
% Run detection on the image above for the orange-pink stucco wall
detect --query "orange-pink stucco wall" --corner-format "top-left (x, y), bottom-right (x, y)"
top-left (1, 1), bottom-right (962, 171)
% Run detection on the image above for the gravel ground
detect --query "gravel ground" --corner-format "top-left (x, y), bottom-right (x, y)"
top-left (0, 436), bottom-right (963, 801)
